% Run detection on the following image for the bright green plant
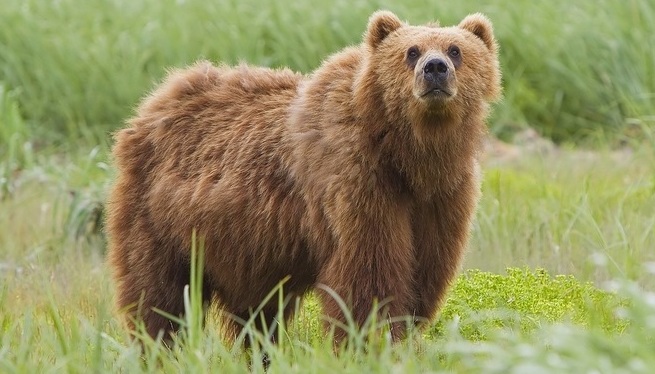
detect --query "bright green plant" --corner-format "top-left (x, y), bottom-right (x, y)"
top-left (430, 268), bottom-right (627, 340)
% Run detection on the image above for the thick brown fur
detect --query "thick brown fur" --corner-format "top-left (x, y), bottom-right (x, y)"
top-left (106, 10), bottom-right (501, 344)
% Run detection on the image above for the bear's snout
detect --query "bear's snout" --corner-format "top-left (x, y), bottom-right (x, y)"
top-left (415, 55), bottom-right (457, 101)
top-left (423, 58), bottom-right (449, 82)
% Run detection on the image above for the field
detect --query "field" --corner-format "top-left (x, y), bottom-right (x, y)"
top-left (1, 0), bottom-right (654, 372)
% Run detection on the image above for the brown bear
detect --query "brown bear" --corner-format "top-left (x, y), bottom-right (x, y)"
top-left (106, 10), bottom-right (501, 344)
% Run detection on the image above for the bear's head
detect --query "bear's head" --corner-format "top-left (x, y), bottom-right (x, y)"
top-left (360, 10), bottom-right (501, 122)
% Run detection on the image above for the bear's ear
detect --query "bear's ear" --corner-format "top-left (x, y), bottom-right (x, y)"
top-left (365, 10), bottom-right (403, 48)
top-left (458, 13), bottom-right (496, 52)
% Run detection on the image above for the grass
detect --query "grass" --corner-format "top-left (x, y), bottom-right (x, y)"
top-left (1, 0), bottom-right (655, 371)
top-left (468, 146), bottom-right (655, 288)
top-left (0, 236), bottom-right (650, 373)
top-left (1, 0), bottom-right (654, 142)
top-left (1, 141), bottom-right (653, 372)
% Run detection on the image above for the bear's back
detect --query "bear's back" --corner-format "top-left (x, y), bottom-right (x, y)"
top-left (108, 62), bottom-right (314, 306)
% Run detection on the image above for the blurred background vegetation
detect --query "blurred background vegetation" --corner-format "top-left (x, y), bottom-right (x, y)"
top-left (0, 0), bottom-right (653, 145)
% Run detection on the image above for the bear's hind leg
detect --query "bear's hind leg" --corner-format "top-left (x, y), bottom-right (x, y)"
top-left (223, 300), bottom-right (299, 348)
top-left (113, 239), bottom-right (210, 343)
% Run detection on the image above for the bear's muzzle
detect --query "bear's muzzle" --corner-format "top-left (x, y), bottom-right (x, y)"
top-left (415, 55), bottom-right (457, 100)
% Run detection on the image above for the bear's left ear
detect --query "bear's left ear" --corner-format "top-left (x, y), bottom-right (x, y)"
top-left (365, 10), bottom-right (403, 48)
top-left (458, 13), bottom-right (496, 52)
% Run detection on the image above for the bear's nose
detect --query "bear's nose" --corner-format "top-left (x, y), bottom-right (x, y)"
top-left (423, 58), bottom-right (449, 80)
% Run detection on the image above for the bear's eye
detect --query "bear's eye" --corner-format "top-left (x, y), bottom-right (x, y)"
top-left (448, 45), bottom-right (461, 58)
top-left (407, 46), bottom-right (420, 60)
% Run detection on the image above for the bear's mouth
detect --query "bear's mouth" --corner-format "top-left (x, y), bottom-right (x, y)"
top-left (420, 88), bottom-right (454, 99)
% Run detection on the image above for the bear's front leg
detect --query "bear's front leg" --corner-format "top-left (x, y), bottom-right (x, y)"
top-left (318, 187), bottom-right (415, 343)
top-left (411, 173), bottom-right (480, 324)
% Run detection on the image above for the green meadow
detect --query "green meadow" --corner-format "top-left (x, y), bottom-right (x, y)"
top-left (1, 0), bottom-right (654, 372)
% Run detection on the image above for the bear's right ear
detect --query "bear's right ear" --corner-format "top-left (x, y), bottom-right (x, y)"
top-left (365, 10), bottom-right (403, 48)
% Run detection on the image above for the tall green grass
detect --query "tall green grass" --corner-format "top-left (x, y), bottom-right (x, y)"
top-left (467, 147), bottom-right (655, 288)
top-left (0, 138), bottom-right (653, 372)
top-left (0, 220), bottom-right (648, 373)
top-left (1, 0), bottom-right (653, 142)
